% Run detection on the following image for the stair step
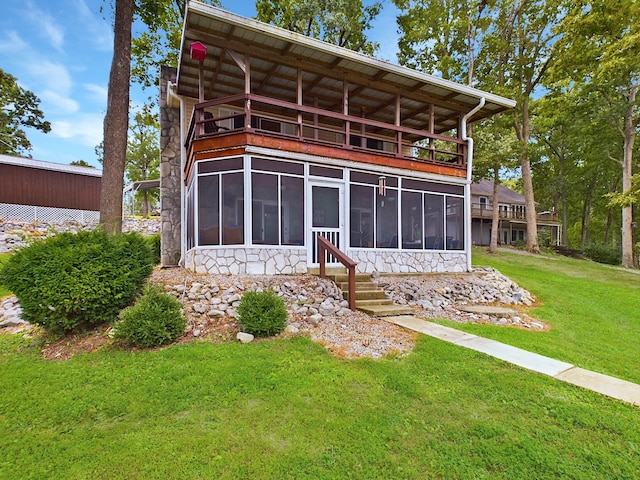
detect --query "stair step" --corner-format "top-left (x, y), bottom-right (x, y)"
top-left (307, 266), bottom-right (347, 276)
top-left (355, 298), bottom-right (395, 306)
top-left (344, 290), bottom-right (388, 301)
top-left (356, 304), bottom-right (415, 317)
top-left (337, 281), bottom-right (376, 291)
top-left (329, 274), bottom-right (372, 284)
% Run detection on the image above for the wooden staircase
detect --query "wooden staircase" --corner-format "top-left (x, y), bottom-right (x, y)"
top-left (310, 267), bottom-right (413, 317)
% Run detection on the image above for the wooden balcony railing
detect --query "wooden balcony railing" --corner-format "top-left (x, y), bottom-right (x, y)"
top-left (471, 204), bottom-right (559, 223)
top-left (185, 94), bottom-right (466, 169)
top-left (317, 235), bottom-right (357, 311)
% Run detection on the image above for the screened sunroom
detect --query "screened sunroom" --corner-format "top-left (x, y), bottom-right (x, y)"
top-left (159, 2), bottom-right (515, 274)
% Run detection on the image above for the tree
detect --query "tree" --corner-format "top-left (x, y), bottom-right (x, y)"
top-left (394, 0), bottom-right (492, 85)
top-left (256, 0), bottom-right (382, 55)
top-left (126, 106), bottom-right (160, 216)
top-left (100, 0), bottom-right (134, 235)
top-left (0, 68), bottom-right (51, 156)
top-left (553, 0), bottom-right (640, 267)
top-left (473, 116), bottom-right (519, 253)
top-left (70, 160), bottom-right (95, 168)
top-left (131, 0), bottom-right (220, 91)
top-left (477, 0), bottom-right (565, 254)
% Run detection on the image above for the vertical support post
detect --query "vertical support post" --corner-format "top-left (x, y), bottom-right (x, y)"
top-left (343, 78), bottom-right (350, 147)
top-left (395, 94), bottom-right (401, 156)
top-left (297, 69), bottom-right (303, 138)
top-left (245, 54), bottom-right (251, 129)
top-left (198, 62), bottom-right (204, 103)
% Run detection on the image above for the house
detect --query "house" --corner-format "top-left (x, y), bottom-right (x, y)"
top-left (471, 179), bottom-right (561, 246)
top-left (159, 2), bottom-right (516, 274)
top-left (0, 154), bottom-right (101, 223)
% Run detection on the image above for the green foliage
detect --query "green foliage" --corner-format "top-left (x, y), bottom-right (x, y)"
top-left (237, 290), bottom-right (288, 337)
top-left (256, 0), bottom-right (381, 55)
top-left (0, 68), bottom-right (51, 155)
top-left (114, 284), bottom-right (185, 347)
top-left (0, 253), bottom-right (11, 297)
top-left (145, 234), bottom-right (161, 265)
top-left (131, 0), bottom-right (221, 89)
top-left (0, 230), bottom-right (153, 334)
top-left (583, 243), bottom-right (621, 266)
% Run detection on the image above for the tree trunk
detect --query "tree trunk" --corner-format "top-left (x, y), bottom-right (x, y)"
top-left (621, 88), bottom-right (637, 268)
top-left (488, 163), bottom-right (500, 253)
top-left (580, 171), bottom-right (598, 249)
top-left (559, 153), bottom-right (568, 246)
top-left (99, 0), bottom-right (134, 235)
top-left (604, 176), bottom-right (621, 245)
top-left (514, 98), bottom-right (539, 253)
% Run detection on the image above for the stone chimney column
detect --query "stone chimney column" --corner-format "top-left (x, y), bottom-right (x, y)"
top-left (159, 66), bottom-right (181, 267)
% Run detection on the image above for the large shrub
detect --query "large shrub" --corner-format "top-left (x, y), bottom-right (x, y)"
top-left (237, 290), bottom-right (288, 337)
top-left (0, 230), bottom-right (154, 334)
top-left (145, 234), bottom-right (161, 265)
top-left (114, 284), bottom-right (185, 347)
top-left (583, 243), bottom-right (621, 266)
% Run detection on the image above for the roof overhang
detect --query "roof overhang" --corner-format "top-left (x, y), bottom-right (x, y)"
top-left (177, 1), bottom-right (515, 133)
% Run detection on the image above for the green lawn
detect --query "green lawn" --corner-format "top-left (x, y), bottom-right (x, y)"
top-left (460, 248), bottom-right (640, 384)
top-left (1, 249), bottom-right (639, 478)
top-left (0, 335), bottom-right (638, 479)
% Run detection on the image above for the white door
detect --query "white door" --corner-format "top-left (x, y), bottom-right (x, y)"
top-left (307, 181), bottom-right (344, 266)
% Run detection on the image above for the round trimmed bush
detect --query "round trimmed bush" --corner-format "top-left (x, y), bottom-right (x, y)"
top-left (237, 290), bottom-right (288, 337)
top-left (0, 229), bottom-right (154, 334)
top-left (114, 284), bottom-right (186, 347)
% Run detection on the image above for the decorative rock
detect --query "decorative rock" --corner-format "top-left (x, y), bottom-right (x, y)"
top-left (309, 313), bottom-right (322, 324)
top-left (207, 309), bottom-right (225, 318)
top-left (318, 301), bottom-right (336, 316)
top-left (284, 324), bottom-right (299, 334)
top-left (237, 332), bottom-right (254, 343)
top-left (192, 303), bottom-right (207, 314)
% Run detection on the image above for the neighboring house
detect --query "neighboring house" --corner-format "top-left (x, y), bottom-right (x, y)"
top-left (0, 154), bottom-right (101, 223)
top-left (159, 2), bottom-right (515, 274)
top-left (471, 179), bottom-right (561, 246)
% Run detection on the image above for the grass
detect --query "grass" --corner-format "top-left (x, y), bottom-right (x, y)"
top-left (0, 335), bottom-right (638, 479)
top-left (1, 248), bottom-right (639, 478)
top-left (456, 247), bottom-right (640, 384)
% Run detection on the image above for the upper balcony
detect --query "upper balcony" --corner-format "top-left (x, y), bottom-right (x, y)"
top-left (471, 204), bottom-right (560, 224)
top-left (176, 3), bottom-right (515, 181)
top-left (184, 93), bottom-right (469, 180)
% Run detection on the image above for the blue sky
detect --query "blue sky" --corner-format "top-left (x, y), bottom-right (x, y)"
top-left (0, 0), bottom-right (399, 168)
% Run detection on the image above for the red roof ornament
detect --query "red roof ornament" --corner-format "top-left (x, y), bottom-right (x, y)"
top-left (190, 41), bottom-right (207, 63)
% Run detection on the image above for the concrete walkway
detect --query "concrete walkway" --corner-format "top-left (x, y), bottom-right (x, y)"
top-left (385, 315), bottom-right (640, 407)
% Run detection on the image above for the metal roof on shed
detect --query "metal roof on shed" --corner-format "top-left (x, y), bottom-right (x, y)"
top-left (0, 154), bottom-right (102, 177)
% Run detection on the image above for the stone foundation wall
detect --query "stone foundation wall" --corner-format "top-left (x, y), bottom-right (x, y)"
top-left (185, 246), bottom-right (467, 274)
top-left (185, 247), bottom-right (307, 275)
top-left (347, 249), bottom-right (467, 273)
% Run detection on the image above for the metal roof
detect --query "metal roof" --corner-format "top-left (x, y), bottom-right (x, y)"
top-left (0, 154), bottom-right (102, 177)
top-left (177, 2), bottom-right (515, 134)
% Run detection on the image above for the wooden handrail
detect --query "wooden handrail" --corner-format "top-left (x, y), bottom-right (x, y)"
top-left (317, 235), bottom-right (357, 311)
top-left (185, 94), bottom-right (466, 167)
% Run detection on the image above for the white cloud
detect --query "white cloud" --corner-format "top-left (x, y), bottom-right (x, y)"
top-left (24, 0), bottom-right (65, 51)
top-left (0, 31), bottom-right (29, 53)
top-left (26, 61), bottom-right (73, 92)
top-left (51, 113), bottom-right (104, 147)
top-left (73, 0), bottom-right (113, 51)
top-left (83, 83), bottom-right (108, 104)
top-left (40, 90), bottom-right (80, 113)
